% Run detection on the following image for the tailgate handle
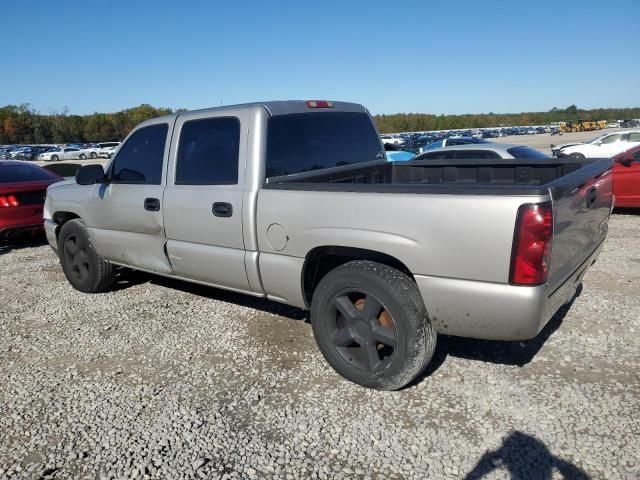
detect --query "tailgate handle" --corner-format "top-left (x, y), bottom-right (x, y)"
top-left (586, 187), bottom-right (598, 209)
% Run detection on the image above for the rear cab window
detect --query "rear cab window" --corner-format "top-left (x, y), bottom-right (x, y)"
top-left (506, 146), bottom-right (548, 159)
top-left (266, 112), bottom-right (382, 178)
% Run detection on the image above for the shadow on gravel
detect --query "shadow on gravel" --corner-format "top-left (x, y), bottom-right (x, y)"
top-left (0, 233), bottom-right (48, 255)
top-left (465, 431), bottom-right (590, 479)
top-left (410, 285), bottom-right (583, 386)
top-left (117, 270), bottom-right (309, 321)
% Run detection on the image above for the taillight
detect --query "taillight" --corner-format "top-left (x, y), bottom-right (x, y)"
top-left (510, 203), bottom-right (553, 286)
top-left (0, 194), bottom-right (20, 208)
top-left (306, 100), bottom-right (334, 108)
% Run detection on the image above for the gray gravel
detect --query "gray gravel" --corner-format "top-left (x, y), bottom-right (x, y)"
top-left (1, 213), bottom-right (639, 480)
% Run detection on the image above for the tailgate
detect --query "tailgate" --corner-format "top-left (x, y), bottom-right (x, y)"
top-left (547, 159), bottom-right (613, 293)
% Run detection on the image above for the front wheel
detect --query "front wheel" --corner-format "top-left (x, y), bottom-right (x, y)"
top-left (90, 152), bottom-right (97, 159)
top-left (311, 260), bottom-right (436, 390)
top-left (51, 154), bottom-right (59, 162)
top-left (569, 152), bottom-right (585, 159)
top-left (58, 219), bottom-right (115, 293)
top-left (79, 154), bottom-right (87, 160)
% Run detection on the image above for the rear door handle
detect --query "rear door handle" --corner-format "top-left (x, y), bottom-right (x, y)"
top-left (144, 197), bottom-right (160, 211)
top-left (212, 202), bottom-right (233, 217)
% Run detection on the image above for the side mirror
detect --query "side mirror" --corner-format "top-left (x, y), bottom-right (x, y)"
top-left (76, 164), bottom-right (107, 185)
top-left (617, 156), bottom-right (633, 167)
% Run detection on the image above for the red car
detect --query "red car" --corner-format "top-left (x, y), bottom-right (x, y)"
top-left (612, 145), bottom-right (640, 207)
top-left (0, 160), bottom-right (62, 242)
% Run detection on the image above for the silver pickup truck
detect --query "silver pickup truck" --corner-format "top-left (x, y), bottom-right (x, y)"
top-left (44, 100), bottom-right (613, 390)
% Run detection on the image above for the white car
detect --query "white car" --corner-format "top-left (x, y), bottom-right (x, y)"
top-left (380, 135), bottom-right (405, 146)
top-left (77, 142), bottom-right (121, 160)
top-left (100, 145), bottom-right (119, 158)
top-left (38, 147), bottom-right (81, 162)
top-left (554, 131), bottom-right (640, 158)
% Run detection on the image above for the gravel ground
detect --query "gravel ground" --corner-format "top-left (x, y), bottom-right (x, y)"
top-left (0, 213), bottom-right (639, 480)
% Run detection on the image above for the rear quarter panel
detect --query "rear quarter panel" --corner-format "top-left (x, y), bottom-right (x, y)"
top-left (257, 189), bottom-right (547, 290)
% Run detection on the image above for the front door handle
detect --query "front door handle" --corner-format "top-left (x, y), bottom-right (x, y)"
top-left (212, 202), bottom-right (233, 217)
top-left (144, 197), bottom-right (160, 211)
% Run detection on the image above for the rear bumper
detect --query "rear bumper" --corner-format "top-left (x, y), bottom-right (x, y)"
top-left (0, 223), bottom-right (44, 241)
top-left (415, 243), bottom-right (604, 341)
top-left (0, 206), bottom-right (46, 241)
top-left (44, 219), bottom-right (59, 251)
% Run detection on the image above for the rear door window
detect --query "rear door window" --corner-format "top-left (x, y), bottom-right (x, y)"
top-left (111, 124), bottom-right (168, 184)
top-left (175, 117), bottom-right (240, 185)
top-left (453, 150), bottom-right (502, 160)
top-left (628, 133), bottom-right (640, 142)
top-left (266, 112), bottom-right (382, 178)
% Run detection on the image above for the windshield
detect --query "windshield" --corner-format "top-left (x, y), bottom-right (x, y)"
top-left (266, 112), bottom-right (382, 178)
top-left (586, 134), bottom-right (607, 144)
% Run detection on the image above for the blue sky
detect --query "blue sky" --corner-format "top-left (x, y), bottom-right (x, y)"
top-left (2, 0), bottom-right (639, 115)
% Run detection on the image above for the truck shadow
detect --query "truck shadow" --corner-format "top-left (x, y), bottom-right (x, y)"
top-left (115, 269), bottom-right (580, 383)
top-left (464, 431), bottom-right (590, 479)
top-left (118, 271), bottom-right (309, 321)
top-left (414, 285), bottom-right (583, 384)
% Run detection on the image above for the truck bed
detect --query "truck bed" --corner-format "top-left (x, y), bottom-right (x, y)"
top-left (265, 158), bottom-right (612, 197)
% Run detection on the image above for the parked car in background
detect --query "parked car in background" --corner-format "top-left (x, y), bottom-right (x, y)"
top-left (97, 143), bottom-right (121, 158)
top-left (419, 136), bottom-right (489, 154)
top-left (612, 145), bottom-right (640, 207)
top-left (38, 147), bottom-right (81, 162)
top-left (552, 131), bottom-right (640, 158)
top-left (0, 160), bottom-right (62, 242)
top-left (79, 142), bottom-right (121, 160)
top-left (386, 150), bottom-right (416, 161)
top-left (380, 135), bottom-right (405, 146)
top-left (415, 144), bottom-right (548, 161)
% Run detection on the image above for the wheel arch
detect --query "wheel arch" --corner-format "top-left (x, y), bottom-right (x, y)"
top-left (301, 245), bottom-right (415, 308)
top-left (52, 211), bottom-right (81, 240)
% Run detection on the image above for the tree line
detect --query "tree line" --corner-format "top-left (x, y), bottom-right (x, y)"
top-left (0, 104), bottom-right (174, 145)
top-left (374, 105), bottom-right (640, 133)
top-left (2, 103), bottom-right (640, 144)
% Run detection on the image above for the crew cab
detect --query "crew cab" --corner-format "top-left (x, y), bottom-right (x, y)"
top-left (43, 100), bottom-right (613, 390)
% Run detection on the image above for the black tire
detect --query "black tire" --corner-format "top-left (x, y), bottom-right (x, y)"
top-left (79, 153), bottom-right (87, 160)
top-left (51, 154), bottom-right (59, 162)
top-left (569, 152), bottom-right (585, 159)
top-left (311, 260), bottom-right (436, 390)
top-left (90, 152), bottom-right (97, 159)
top-left (58, 219), bottom-right (115, 293)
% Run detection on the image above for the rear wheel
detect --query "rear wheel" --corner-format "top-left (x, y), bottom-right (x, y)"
top-left (58, 219), bottom-right (115, 293)
top-left (90, 152), bottom-right (97, 159)
top-left (311, 260), bottom-right (436, 390)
